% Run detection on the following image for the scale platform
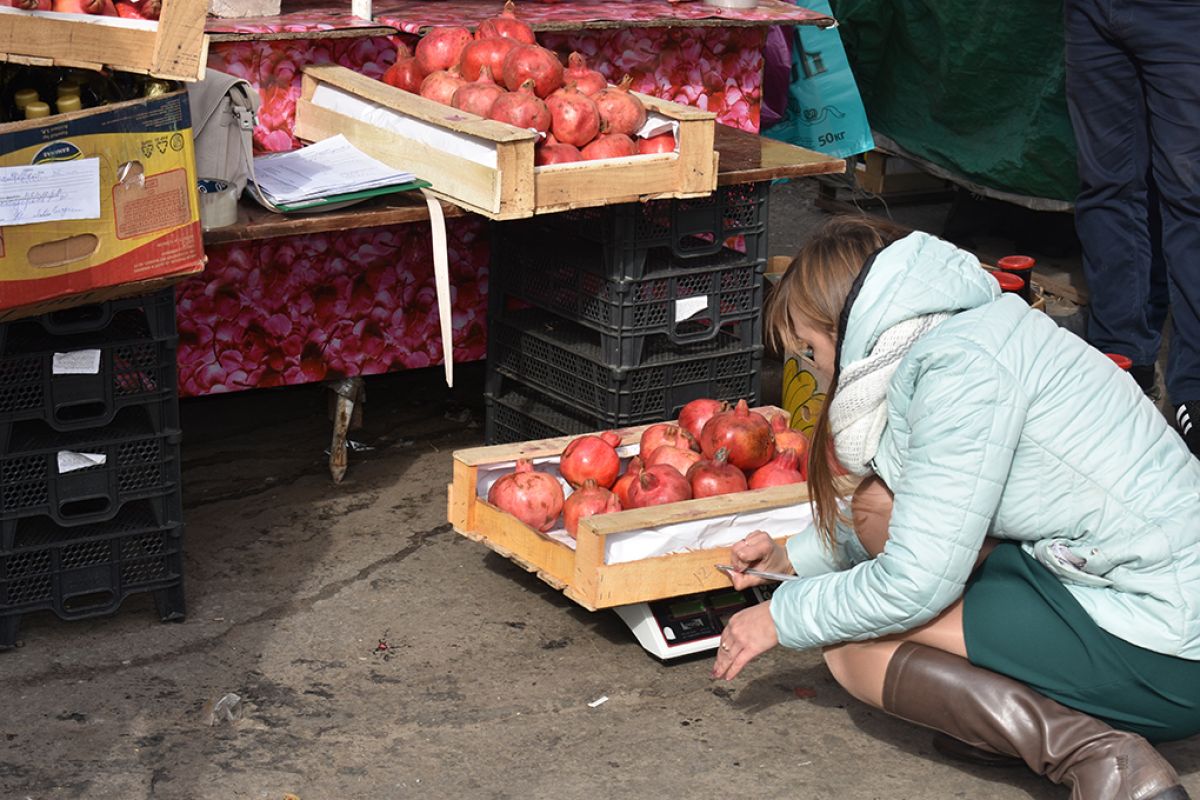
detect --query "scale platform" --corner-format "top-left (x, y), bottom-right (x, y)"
top-left (614, 585), bottom-right (777, 660)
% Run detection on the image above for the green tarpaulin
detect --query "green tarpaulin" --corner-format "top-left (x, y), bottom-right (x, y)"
top-left (832, 0), bottom-right (1079, 204)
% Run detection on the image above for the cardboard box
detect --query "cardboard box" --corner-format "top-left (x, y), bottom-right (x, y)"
top-left (0, 0), bottom-right (209, 83)
top-left (0, 89), bottom-right (204, 323)
top-left (294, 64), bottom-right (719, 221)
top-left (448, 409), bottom-right (846, 610)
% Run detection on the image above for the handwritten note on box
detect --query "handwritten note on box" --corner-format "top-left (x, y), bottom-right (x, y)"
top-left (0, 158), bottom-right (101, 227)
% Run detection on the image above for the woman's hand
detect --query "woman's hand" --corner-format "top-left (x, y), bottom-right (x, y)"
top-left (711, 602), bottom-right (778, 681)
top-left (726, 531), bottom-right (794, 590)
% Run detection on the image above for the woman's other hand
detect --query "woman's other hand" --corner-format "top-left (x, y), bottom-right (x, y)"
top-left (711, 602), bottom-right (779, 681)
top-left (726, 531), bottom-right (794, 590)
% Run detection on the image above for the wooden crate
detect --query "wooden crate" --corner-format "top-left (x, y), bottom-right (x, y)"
top-left (855, 150), bottom-right (949, 197)
top-left (294, 64), bottom-right (719, 220)
top-left (0, 0), bottom-right (208, 82)
top-left (449, 412), bottom-right (823, 611)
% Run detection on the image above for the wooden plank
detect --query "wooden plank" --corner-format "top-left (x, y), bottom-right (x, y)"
top-left (202, 193), bottom-right (465, 247)
top-left (0, 0), bottom-right (208, 82)
top-left (637, 91), bottom-right (716, 122)
top-left (714, 124), bottom-right (845, 185)
top-left (447, 459), bottom-right (478, 533)
top-left (583, 483), bottom-right (812, 536)
top-left (468, 503), bottom-right (576, 589)
top-left (580, 546), bottom-right (741, 609)
top-left (303, 64), bottom-right (535, 143)
top-left (295, 99), bottom-right (505, 215)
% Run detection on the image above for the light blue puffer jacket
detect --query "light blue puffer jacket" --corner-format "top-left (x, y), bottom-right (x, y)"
top-left (771, 232), bottom-right (1200, 658)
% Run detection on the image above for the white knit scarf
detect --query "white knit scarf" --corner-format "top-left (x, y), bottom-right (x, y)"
top-left (827, 313), bottom-right (950, 476)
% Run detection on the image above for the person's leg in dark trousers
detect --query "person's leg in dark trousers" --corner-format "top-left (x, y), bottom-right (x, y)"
top-left (1065, 0), bottom-right (1160, 375)
top-left (1125, 0), bottom-right (1200, 446)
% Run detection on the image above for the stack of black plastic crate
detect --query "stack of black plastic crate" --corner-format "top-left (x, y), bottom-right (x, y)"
top-left (485, 182), bottom-right (769, 443)
top-left (0, 288), bottom-right (185, 649)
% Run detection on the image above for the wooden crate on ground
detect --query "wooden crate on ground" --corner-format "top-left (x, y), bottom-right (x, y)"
top-left (294, 64), bottom-right (719, 220)
top-left (0, 0), bottom-right (208, 82)
top-left (855, 149), bottom-right (949, 197)
top-left (448, 411), bottom-right (824, 611)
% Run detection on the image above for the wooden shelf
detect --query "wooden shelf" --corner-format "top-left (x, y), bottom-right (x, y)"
top-left (203, 126), bottom-right (844, 246)
top-left (714, 124), bottom-right (845, 185)
top-left (203, 192), bottom-right (464, 246)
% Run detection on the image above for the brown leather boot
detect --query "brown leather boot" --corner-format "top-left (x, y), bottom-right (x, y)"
top-left (881, 642), bottom-right (1190, 800)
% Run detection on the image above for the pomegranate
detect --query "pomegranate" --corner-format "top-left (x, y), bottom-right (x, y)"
top-left (489, 79), bottom-right (551, 132)
top-left (476, 0), bottom-right (536, 44)
top-left (611, 457), bottom-right (642, 508)
top-left (700, 399), bottom-right (775, 471)
top-left (546, 83), bottom-right (600, 147)
top-left (563, 52), bottom-right (607, 96)
top-left (754, 406), bottom-right (791, 427)
top-left (114, 0), bottom-right (156, 17)
top-left (419, 67), bottom-right (467, 106)
top-left (559, 431), bottom-right (622, 489)
top-left (638, 133), bottom-right (677, 155)
top-left (593, 75), bottom-right (647, 136)
top-left (677, 398), bottom-right (728, 441)
top-left (487, 459), bottom-right (564, 532)
top-left (536, 142), bottom-right (584, 165)
top-left (502, 44), bottom-right (564, 98)
top-left (415, 26), bottom-right (473, 75)
top-left (626, 465), bottom-right (692, 509)
top-left (687, 448), bottom-right (748, 498)
top-left (770, 416), bottom-right (810, 468)
top-left (52, 0), bottom-right (114, 12)
top-left (383, 43), bottom-right (427, 94)
top-left (645, 443), bottom-right (702, 477)
top-left (639, 423), bottom-right (698, 460)
top-left (581, 133), bottom-right (637, 161)
top-left (749, 449), bottom-right (806, 489)
top-left (8, 0), bottom-right (51, 8)
top-left (451, 66), bottom-right (505, 118)
top-left (459, 36), bottom-right (517, 82)
top-left (562, 479), bottom-right (622, 538)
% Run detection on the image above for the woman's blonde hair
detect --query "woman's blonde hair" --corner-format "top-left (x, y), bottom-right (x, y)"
top-left (765, 215), bottom-right (908, 549)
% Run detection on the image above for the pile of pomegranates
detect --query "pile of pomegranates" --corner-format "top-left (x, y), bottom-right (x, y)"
top-left (4, 0), bottom-right (160, 20)
top-left (485, 398), bottom-right (827, 538)
top-left (381, 1), bottom-right (677, 163)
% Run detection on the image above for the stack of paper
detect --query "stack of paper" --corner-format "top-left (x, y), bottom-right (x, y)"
top-left (252, 135), bottom-right (417, 208)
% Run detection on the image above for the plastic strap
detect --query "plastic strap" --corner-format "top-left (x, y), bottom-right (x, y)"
top-left (422, 188), bottom-right (454, 387)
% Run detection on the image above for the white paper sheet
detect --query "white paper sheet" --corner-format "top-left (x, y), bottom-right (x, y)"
top-left (52, 350), bottom-right (101, 376)
top-left (311, 84), bottom-right (501, 169)
top-left (674, 296), bottom-right (709, 323)
top-left (252, 135), bottom-right (415, 205)
top-left (0, 158), bottom-right (100, 227)
top-left (57, 451), bottom-right (106, 474)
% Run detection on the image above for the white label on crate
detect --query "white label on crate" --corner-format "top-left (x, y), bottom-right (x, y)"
top-left (57, 451), bottom-right (106, 474)
top-left (52, 349), bottom-right (101, 375)
top-left (0, 158), bottom-right (100, 227)
top-left (674, 295), bottom-right (709, 323)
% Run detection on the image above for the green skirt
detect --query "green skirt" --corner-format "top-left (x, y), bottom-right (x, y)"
top-left (962, 542), bottom-right (1200, 743)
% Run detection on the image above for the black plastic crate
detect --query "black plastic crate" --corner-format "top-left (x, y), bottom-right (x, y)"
top-left (0, 407), bottom-right (181, 533)
top-left (0, 502), bottom-right (185, 649)
top-left (0, 322), bottom-right (178, 440)
top-left (534, 182), bottom-right (769, 279)
top-left (488, 310), bottom-right (761, 424)
top-left (496, 230), bottom-right (764, 366)
top-left (485, 381), bottom-right (606, 444)
top-left (1, 485), bottom-right (182, 551)
top-left (0, 288), bottom-right (176, 354)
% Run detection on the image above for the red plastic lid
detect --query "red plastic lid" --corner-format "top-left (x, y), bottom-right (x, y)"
top-left (1105, 353), bottom-right (1133, 371)
top-left (992, 271), bottom-right (1025, 292)
top-left (998, 255), bottom-right (1036, 272)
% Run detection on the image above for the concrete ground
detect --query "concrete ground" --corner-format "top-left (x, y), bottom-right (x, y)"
top-left (2, 180), bottom-right (1196, 800)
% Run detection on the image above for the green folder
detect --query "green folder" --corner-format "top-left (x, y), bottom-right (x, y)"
top-left (272, 179), bottom-right (432, 212)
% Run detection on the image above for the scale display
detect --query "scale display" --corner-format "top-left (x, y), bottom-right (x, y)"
top-left (614, 585), bottom-right (776, 660)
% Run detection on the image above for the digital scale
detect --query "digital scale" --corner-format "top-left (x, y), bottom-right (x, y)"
top-left (614, 584), bottom-right (777, 660)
